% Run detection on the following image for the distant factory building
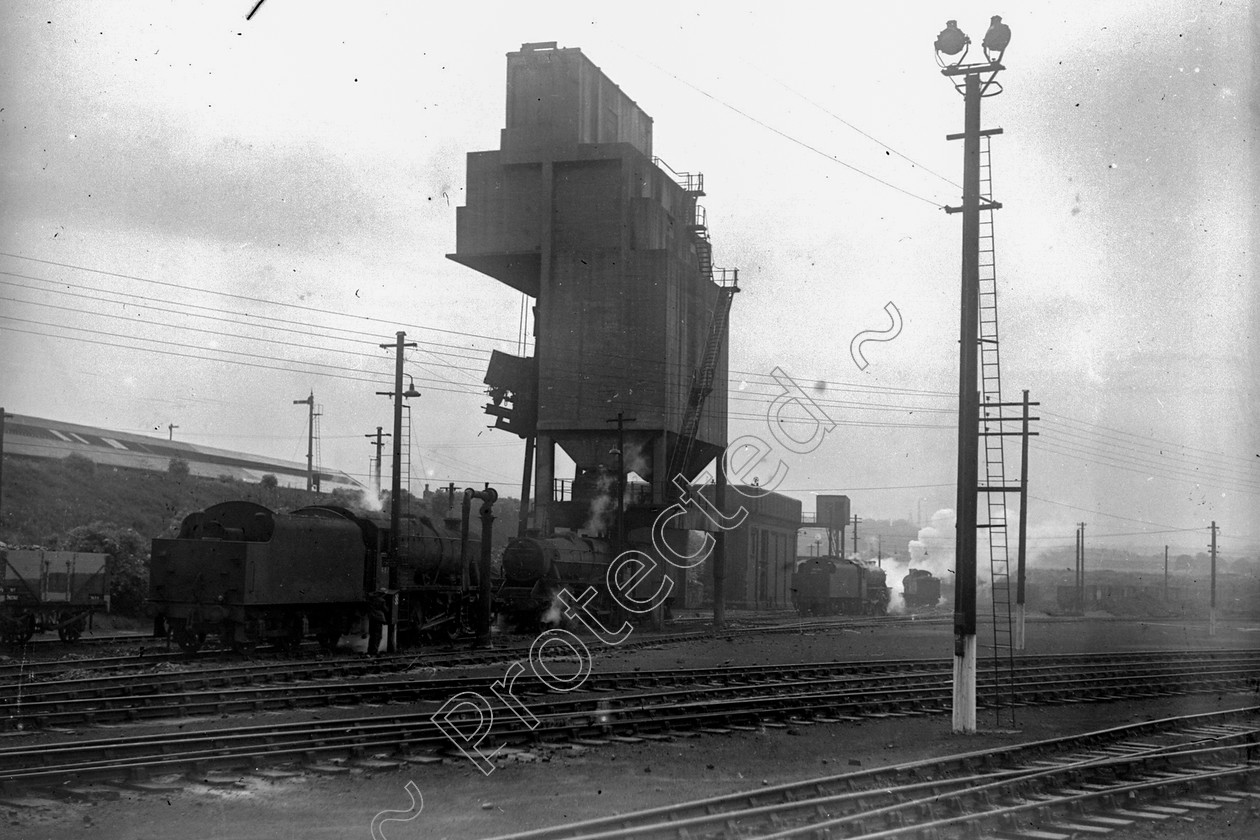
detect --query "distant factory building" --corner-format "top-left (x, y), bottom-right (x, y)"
top-left (3, 414), bottom-right (364, 492)
top-left (449, 42), bottom-right (737, 539)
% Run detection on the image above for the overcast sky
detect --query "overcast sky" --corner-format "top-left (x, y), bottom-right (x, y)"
top-left (1, 1), bottom-right (1255, 560)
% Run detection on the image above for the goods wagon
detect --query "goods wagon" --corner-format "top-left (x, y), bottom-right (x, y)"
top-left (1, 549), bottom-right (109, 643)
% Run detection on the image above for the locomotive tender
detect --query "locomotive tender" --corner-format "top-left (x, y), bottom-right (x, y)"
top-left (150, 501), bottom-right (480, 652)
top-left (791, 556), bottom-right (891, 616)
top-left (902, 568), bottom-right (943, 609)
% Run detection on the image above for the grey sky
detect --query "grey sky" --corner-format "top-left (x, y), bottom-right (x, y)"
top-left (1, 1), bottom-right (1255, 559)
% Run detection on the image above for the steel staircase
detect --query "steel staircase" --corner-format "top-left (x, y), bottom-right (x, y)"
top-left (666, 209), bottom-right (738, 485)
top-left (976, 135), bottom-right (1016, 728)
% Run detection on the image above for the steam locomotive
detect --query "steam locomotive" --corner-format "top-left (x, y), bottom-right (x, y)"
top-left (902, 568), bottom-right (942, 608)
top-left (149, 501), bottom-right (481, 652)
top-left (791, 556), bottom-right (890, 616)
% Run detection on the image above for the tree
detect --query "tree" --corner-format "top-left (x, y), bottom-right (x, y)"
top-left (260, 474), bottom-right (278, 490)
top-left (64, 452), bottom-right (96, 477)
top-left (56, 521), bottom-right (150, 616)
top-left (167, 458), bottom-right (190, 479)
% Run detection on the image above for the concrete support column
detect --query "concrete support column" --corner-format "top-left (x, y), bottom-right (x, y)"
top-left (952, 634), bottom-right (977, 733)
top-left (535, 434), bottom-right (554, 535)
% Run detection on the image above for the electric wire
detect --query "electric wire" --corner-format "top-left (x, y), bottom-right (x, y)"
top-left (608, 44), bottom-right (947, 209)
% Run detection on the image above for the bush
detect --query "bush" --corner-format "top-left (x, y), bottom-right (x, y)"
top-left (64, 453), bottom-right (96, 477)
top-left (55, 521), bottom-right (150, 616)
top-left (167, 458), bottom-right (190, 479)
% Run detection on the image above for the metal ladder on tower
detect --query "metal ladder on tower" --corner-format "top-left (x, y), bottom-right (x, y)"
top-left (977, 134), bottom-right (1016, 728)
top-left (666, 270), bottom-right (738, 484)
top-left (400, 404), bottom-right (413, 528)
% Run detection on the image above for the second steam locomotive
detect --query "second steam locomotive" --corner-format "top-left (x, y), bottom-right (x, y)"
top-left (150, 501), bottom-right (482, 652)
top-left (791, 556), bottom-right (890, 616)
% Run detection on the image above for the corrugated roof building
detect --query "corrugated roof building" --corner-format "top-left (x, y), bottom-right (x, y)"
top-left (3, 414), bottom-right (363, 492)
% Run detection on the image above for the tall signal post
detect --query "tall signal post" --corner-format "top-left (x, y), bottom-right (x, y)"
top-left (293, 392), bottom-right (318, 492)
top-left (935, 15), bottom-right (1010, 734)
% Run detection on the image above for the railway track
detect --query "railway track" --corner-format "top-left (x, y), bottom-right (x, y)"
top-left (1, 651), bottom-right (1256, 795)
top-left (485, 707), bottom-right (1260, 840)
top-left (0, 612), bottom-right (943, 684)
top-left (3, 643), bottom-right (1254, 732)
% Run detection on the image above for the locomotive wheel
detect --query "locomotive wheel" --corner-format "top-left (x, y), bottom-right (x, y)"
top-left (57, 612), bottom-right (84, 643)
top-left (3, 615), bottom-right (36, 646)
top-left (174, 629), bottom-right (206, 653)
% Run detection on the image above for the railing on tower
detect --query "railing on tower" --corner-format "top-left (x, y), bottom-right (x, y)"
top-left (652, 156), bottom-right (704, 195)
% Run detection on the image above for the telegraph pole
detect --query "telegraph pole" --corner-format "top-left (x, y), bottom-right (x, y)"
top-left (167, 423), bottom-right (179, 441)
top-left (364, 427), bottom-right (390, 499)
top-left (1163, 545), bottom-right (1169, 602)
top-left (1015, 390), bottom-right (1030, 650)
top-left (1078, 522), bottom-right (1086, 613)
top-left (714, 450), bottom-right (727, 632)
top-left (293, 392), bottom-right (316, 491)
top-left (377, 332), bottom-right (418, 653)
top-left (603, 412), bottom-right (636, 551)
top-left (1209, 522), bottom-right (1218, 636)
top-left (0, 408), bottom-right (11, 531)
top-left (1073, 525), bottom-right (1080, 612)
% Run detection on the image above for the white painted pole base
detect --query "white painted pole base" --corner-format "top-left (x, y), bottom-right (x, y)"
top-left (1015, 603), bottom-right (1025, 651)
top-left (952, 634), bottom-right (977, 733)
top-left (1209, 606), bottom-right (1217, 637)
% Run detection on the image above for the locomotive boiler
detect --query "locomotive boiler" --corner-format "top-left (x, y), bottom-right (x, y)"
top-left (499, 533), bottom-right (617, 627)
top-left (791, 556), bottom-right (890, 616)
top-left (149, 501), bottom-right (479, 652)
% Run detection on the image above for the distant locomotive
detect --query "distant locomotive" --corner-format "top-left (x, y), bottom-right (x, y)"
top-left (149, 501), bottom-right (481, 652)
top-left (902, 569), bottom-right (942, 609)
top-left (1, 549), bottom-right (110, 644)
top-left (791, 556), bottom-right (890, 616)
top-left (499, 533), bottom-right (617, 626)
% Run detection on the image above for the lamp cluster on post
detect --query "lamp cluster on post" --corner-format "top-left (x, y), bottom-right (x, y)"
top-left (934, 15), bottom-right (1011, 736)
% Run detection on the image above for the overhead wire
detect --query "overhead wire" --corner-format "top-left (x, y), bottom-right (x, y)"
top-left (607, 43), bottom-right (947, 209)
